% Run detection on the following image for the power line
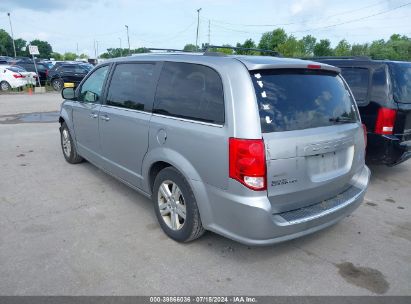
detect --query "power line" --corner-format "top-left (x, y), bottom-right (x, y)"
top-left (206, 1), bottom-right (411, 37)
top-left (201, 0), bottom-right (388, 28)
top-left (129, 20), bottom-right (196, 45)
top-left (209, 22), bottom-right (263, 35)
top-left (290, 1), bottom-right (411, 34)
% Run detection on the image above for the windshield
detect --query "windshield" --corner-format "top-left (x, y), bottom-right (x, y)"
top-left (389, 62), bottom-right (411, 103)
top-left (250, 69), bottom-right (359, 133)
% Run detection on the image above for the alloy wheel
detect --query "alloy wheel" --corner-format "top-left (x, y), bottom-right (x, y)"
top-left (62, 129), bottom-right (71, 157)
top-left (157, 180), bottom-right (186, 231)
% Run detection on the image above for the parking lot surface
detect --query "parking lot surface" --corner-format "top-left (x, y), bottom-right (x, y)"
top-left (0, 93), bottom-right (410, 295)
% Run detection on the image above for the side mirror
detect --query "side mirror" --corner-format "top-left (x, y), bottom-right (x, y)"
top-left (61, 87), bottom-right (75, 100)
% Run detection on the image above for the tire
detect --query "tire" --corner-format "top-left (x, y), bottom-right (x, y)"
top-left (60, 122), bottom-right (83, 164)
top-left (153, 167), bottom-right (205, 242)
top-left (0, 81), bottom-right (11, 91)
top-left (52, 78), bottom-right (63, 91)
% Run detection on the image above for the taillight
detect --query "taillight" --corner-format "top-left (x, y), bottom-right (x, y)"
top-left (229, 138), bottom-right (266, 191)
top-left (362, 124), bottom-right (367, 149)
top-left (13, 74), bottom-right (24, 78)
top-left (375, 107), bottom-right (397, 135)
top-left (307, 64), bottom-right (321, 69)
top-left (45, 69), bottom-right (48, 77)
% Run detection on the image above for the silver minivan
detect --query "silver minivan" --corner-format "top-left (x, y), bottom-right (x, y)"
top-left (59, 51), bottom-right (370, 245)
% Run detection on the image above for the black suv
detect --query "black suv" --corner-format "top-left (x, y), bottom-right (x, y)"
top-left (316, 57), bottom-right (411, 166)
top-left (48, 63), bottom-right (92, 91)
top-left (11, 59), bottom-right (49, 85)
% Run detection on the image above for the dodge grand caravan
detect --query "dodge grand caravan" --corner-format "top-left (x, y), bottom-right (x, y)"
top-left (59, 51), bottom-right (370, 245)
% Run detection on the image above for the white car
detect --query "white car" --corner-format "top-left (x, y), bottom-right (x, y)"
top-left (0, 65), bottom-right (37, 91)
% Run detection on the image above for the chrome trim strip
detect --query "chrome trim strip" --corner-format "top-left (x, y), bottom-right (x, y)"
top-left (152, 113), bottom-right (224, 128)
top-left (100, 105), bottom-right (151, 115)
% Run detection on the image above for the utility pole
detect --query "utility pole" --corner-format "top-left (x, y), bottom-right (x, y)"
top-left (195, 8), bottom-right (202, 51)
top-left (93, 40), bottom-right (97, 59)
top-left (96, 41), bottom-right (99, 59)
top-left (76, 43), bottom-right (79, 57)
top-left (125, 25), bottom-right (130, 55)
top-left (118, 37), bottom-right (122, 56)
top-left (7, 13), bottom-right (16, 57)
top-left (208, 20), bottom-right (211, 45)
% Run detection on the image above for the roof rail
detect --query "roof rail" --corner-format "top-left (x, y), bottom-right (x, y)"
top-left (148, 48), bottom-right (189, 53)
top-left (204, 45), bottom-right (280, 56)
top-left (307, 56), bottom-right (371, 60)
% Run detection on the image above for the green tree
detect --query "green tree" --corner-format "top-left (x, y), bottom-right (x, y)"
top-left (313, 39), bottom-right (334, 56)
top-left (100, 48), bottom-right (122, 58)
top-left (236, 39), bottom-right (257, 54)
top-left (183, 44), bottom-right (197, 52)
top-left (334, 39), bottom-right (351, 56)
top-left (386, 34), bottom-right (411, 60)
top-left (50, 52), bottom-right (63, 60)
top-left (258, 28), bottom-right (287, 53)
top-left (14, 38), bottom-right (27, 56)
top-left (133, 47), bottom-right (149, 54)
top-left (213, 44), bottom-right (234, 54)
top-left (368, 39), bottom-right (393, 59)
top-left (63, 52), bottom-right (77, 60)
top-left (351, 43), bottom-right (369, 56)
top-left (277, 35), bottom-right (304, 57)
top-left (0, 29), bottom-right (13, 56)
top-left (300, 35), bottom-right (316, 57)
top-left (79, 53), bottom-right (89, 59)
top-left (29, 39), bottom-right (52, 58)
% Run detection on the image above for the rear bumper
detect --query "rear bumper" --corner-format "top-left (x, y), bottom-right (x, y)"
top-left (196, 165), bottom-right (370, 246)
top-left (367, 133), bottom-right (411, 166)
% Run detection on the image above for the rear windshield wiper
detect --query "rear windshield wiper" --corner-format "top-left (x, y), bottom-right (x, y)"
top-left (329, 116), bottom-right (357, 123)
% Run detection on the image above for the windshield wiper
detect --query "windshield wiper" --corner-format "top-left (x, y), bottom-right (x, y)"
top-left (329, 116), bottom-right (357, 123)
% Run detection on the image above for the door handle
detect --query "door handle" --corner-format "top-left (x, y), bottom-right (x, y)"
top-left (100, 115), bottom-right (110, 121)
top-left (89, 113), bottom-right (98, 119)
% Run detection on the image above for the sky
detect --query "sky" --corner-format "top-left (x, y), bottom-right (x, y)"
top-left (0, 0), bottom-right (410, 57)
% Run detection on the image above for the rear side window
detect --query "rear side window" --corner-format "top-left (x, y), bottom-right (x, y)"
top-left (106, 63), bottom-right (156, 111)
top-left (74, 66), bottom-right (88, 74)
top-left (60, 65), bottom-right (74, 72)
top-left (389, 62), bottom-right (411, 103)
top-left (154, 62), bottom-right (225, 124)
top-left (251, 69), bottom-right (358, 133)
top-left (36, 64), bottom-right (47, 71)
top-left (340, 67), bottom-right (369, 103)
top-left (369, 66), bottom-right (389, 102)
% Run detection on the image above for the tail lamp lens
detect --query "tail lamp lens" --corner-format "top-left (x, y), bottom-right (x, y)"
top-left (229, 138), bottom-right (266, 191)
top-left (375, 107), bottom-right (397, 135)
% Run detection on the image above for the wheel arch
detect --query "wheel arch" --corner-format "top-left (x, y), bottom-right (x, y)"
top-left (142, 148), bottom-right (214, 228)
top-left (58, 105), bottom-right (78, 150)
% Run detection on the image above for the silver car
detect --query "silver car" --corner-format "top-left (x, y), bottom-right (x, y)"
top-left (59, 52), bottom-right (370, 245)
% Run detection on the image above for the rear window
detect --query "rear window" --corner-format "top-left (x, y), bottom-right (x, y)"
top-left (7, 66), bottom-right (26, 73)
top-left (389, 63), bottom-right (411, 103)
top-left (340, 67), bottom-right (369, 102)
top-left (251, 69), bottom-right (359, 133)
top-left (154, 62), bottom-right (225, 124)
